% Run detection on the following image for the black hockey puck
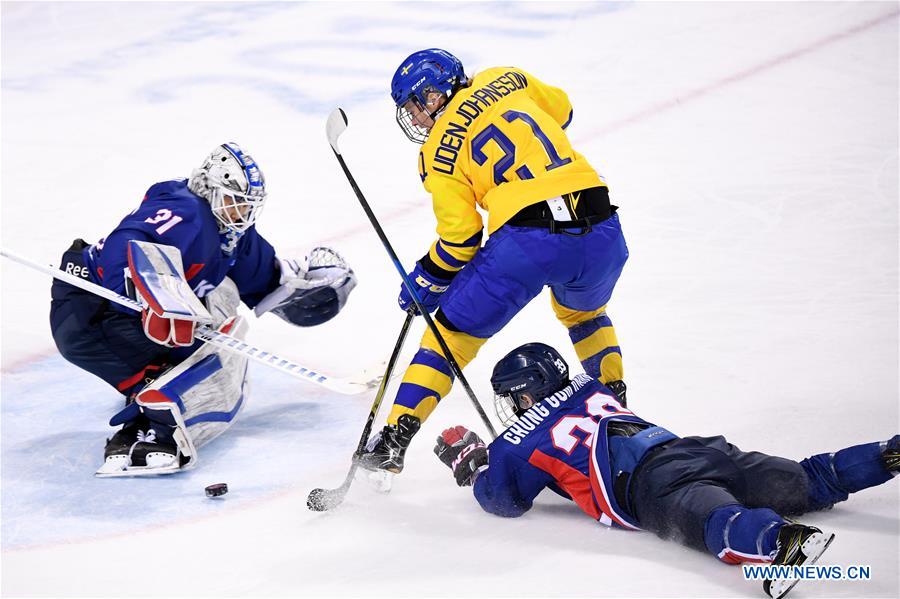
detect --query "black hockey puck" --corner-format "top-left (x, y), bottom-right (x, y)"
top-left (205, 483), bottom-right (228, 498)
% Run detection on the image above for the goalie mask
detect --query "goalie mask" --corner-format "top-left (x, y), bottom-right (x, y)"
top-left (189, 143), bottom-right (267, 235)
top-left (490, 343), bottom-right (570, 428)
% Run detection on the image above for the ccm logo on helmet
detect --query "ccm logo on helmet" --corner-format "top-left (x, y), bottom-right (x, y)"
top-left (411, 76), bottom-right (427, 91)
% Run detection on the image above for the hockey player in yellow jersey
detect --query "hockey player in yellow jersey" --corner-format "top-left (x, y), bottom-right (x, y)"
top-left (360, 49), bottom-right (629, 473)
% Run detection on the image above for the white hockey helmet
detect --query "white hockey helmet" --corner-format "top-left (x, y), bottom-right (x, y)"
top-left (189, 143), bottom-right (267, 235)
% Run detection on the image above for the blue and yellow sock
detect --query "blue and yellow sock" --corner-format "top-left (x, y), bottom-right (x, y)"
top-left (551, 296), bottom-right (623, 383)
top-left (387, 321), bottom-right (486, 425)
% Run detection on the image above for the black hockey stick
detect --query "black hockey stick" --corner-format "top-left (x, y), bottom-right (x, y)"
top-left (307, 311), bottom-right (415, 511)
top-left (325, 108), bottom-right (497, 439)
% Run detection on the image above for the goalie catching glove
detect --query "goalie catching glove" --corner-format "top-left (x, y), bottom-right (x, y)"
top-left (255, 247), bottom-right (357, 327)
top-left (434, 426), bottom-right (488, 487)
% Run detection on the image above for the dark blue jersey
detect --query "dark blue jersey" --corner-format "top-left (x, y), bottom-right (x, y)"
top-left (474, 374), bottom-right (677, 528)
top-left (84, 179), bottom-right (278, 310)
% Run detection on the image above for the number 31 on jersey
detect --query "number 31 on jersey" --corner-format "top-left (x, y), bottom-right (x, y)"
top-left (144, 209), bottom-right (183, 235)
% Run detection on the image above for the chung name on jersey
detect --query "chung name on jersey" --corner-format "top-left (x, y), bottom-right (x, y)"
top-left (501, 374), bottom-right (592, 445)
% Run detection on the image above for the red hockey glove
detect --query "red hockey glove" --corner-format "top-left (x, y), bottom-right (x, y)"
top-left (141, 308), bottom-right (196, 347)
top-left (434, 426), bottom-right (488, 487)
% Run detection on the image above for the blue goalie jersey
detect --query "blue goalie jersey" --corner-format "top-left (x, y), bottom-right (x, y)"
top-left (84, 179), bottom-right (279, 309)
top-left (474, 374), bottom-right (678, 529)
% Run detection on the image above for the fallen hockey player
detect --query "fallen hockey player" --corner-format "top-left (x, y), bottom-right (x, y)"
top-left (434, 342), bottom-right (898, 599)
top-left (49, 143), bottom-right (357, 476)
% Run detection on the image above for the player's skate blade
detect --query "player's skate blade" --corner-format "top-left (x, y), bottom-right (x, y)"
top-left (764, 527), bottom-right (835, 599)
top-left (95, 453), bottom-right (183, 477)
top-left (366, 470), bottom-right (393, 494)
top-left (95, 454), bottom-right (131, 476)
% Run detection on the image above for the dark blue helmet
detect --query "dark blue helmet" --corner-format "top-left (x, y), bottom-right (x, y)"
top-left (391, 48), bottom-right (466, 144)
top-left (491, 343), bottom-right (570, 426)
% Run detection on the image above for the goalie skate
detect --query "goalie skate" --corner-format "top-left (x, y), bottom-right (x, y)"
top-left (96, 414), bottom-right (184, 476)
top-left (96, 313), bottom-right (249, 477)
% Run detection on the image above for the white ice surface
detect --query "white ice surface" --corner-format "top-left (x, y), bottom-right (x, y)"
top-left (1, 2), bottom-right (898, 597)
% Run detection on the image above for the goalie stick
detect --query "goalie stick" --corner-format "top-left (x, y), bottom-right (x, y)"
top-left (326, 107), bottom-right (498, 439)
top-left (2, 247), bottom-right (371, 395)
top-left (307, 310), bottom-right (415, 511)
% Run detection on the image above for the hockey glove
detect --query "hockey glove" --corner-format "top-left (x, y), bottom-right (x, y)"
top-left (399, 261), bottom-right (451, 314)
top-left (255, 248), bottom-right (357, 327)
top-left (434, 426), bottom-right (488, 487)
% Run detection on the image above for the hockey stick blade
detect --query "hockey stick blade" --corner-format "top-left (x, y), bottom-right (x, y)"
top-left (326, 108), bottom-right (348, 154)
top-left (306, 312), bottom-right (414, 512)
top-left (307, 480), bottom-right (351, 512)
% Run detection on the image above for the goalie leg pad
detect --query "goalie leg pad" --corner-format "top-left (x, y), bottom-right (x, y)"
top-left (96, 316), bottom-right (250, 476)
top-left (142, 315), bottom-right (250, 449)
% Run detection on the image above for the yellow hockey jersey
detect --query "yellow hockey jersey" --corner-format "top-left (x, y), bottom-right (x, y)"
top-left (418, 66), bottom-right (606, 274)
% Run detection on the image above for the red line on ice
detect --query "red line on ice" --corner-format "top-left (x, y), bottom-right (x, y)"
top-left (573, 9), bottom-right (900, 144)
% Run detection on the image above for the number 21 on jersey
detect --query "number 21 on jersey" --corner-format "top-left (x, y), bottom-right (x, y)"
top-left (472, 110), bottom-right (572, 185)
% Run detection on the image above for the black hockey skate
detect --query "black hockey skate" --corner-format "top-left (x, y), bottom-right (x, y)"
top-left (97, 413), bottom-right (180, 476)
top-left (358, 414), bottom-right (421, 474)
top-left (605, 380), bottom-right (627, 406)
top-left (763, 523), bottom-right (835, 599)
top-left (880, 434), bottom-right (900, 473)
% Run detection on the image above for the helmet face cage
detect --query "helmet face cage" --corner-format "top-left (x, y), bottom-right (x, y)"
top-left (192, 143), bottom-right (267, 235)
top-left (391, 49), bottom-right (465, 144)
top-left (493, 391), bottom-right (524, 429)
top-left (490, 343), bottom-right (570, 428)
top-left (208, 185), bottom-right (266, 234)
top-left (395, 98), bottom-right (429, 145)
top-left (395, 88), bottom-right (445, 145)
